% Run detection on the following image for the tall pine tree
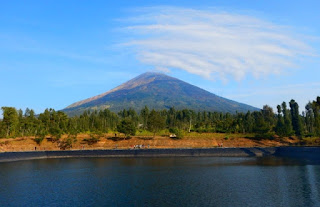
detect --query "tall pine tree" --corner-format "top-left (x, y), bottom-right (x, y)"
top-left (289, 100), bottom-right (304, 137)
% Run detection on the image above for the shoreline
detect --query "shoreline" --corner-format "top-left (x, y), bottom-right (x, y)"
top-left (0, 133), bottom-right (304, 152)
top-left (1, 147), bottom-right (319, 163)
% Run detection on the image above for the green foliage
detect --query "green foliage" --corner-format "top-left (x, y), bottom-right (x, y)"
top-left (147, 110), bottom-right (166, 137)
top-left (289, 100), bottom-right (304, 137)
top-left (83, 132), bottom-right (101, 145)
top-left (300, 137), bottom-right (320, 146)
top-left (254, 132), bottom-right (275, 140)
top-left (275, 105), bottom-right (286, 137)
top-left (140, 106), bottom-right (149, 129)
top-left (312, 98), bottom-right (320, 136)
top-left (282, 102), bottom-right (294, 137)
top-left (305, 102), bottom-right (314, 136)
top-left (2, 95), bottom-right (320, 142)
top-left (34, 125), bottom-right (47, 145)
top-left (34, 137), bottom-right (44, 145)
top-left (252, 111), bottom-right (271, 135)
top-left (67, 131), bottom-right (78, 142)
top-left (117, 118), bottom-right (136, 136)
top-left (169, 128), bottom-right (184, 139)
top-left (59, 138), bottom-right (74, 150)
top-left (49, 126), bottom-right (62, 141)
top-left (1, 107), bottom-right (19, 137)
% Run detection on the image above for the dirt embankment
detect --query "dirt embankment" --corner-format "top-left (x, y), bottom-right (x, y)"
top-left (0, 132), bottom-right (303, 152)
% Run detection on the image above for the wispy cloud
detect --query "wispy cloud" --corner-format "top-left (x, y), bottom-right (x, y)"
top-left (124, 7), bottom-right (315, 81)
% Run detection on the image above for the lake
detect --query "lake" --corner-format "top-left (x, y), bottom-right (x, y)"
top-left (0, 157), bottom-right (319, 207)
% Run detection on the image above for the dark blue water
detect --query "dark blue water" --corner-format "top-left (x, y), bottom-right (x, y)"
top-left (0, 157), bottom-right (320, 207)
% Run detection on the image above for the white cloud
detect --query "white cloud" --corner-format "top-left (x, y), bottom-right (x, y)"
top-left (124, 7), bottom-right (315, 81)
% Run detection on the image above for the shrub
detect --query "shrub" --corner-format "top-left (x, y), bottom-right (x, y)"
top-left (49, 127), bottom-right (62, 142)
top-left (59, 138), bottom-right (73, 150)
top-left (82, 132), bottom-right (101, 145)
top-left (254, 132), bottom-right (275, 140)
top-left (169, 128), bottom-right (184, 139)
top-left (34, 137), bottom-right (44, 145)
top-left (34, 128), bottom-right (47, 145)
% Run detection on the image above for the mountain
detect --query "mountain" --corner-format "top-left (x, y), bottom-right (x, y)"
top-left (62, 72), bottom-right (259, 116)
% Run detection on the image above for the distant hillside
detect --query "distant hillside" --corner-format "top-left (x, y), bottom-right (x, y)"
top-left (63, 72), bottom-right (259, 116)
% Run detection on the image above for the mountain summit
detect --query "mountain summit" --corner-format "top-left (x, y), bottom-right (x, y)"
top-left (63, 72), bottom-right (259, 115)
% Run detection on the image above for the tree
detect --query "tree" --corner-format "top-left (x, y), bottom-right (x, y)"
top-left (49, 126), bottom-right (62, 141)
top-left (117, 118), bottom-right (136, 137)
top-left (305, 102), bottom-right (314, 135)
top-left (289, 99), bottom-right (304, 137)
top-left (140, 106), bottom-right (149, 129)
top-left (252, 111), bottom-right (270, 136)
top-left (282, 102), bottom-right (294, 137)
top-left (1, 107), bottom-right (19, 137)
top-left (38, 109), bottom-right (51, 131)
top-left (34, 124), bottom-right (47, 145)
top-left (275, 105), bottom-right (285, 137)
top-left (244, 111), bottom-right (254, 133)
top-left (25, 109), bottom-right (37, 136)
top-left (167, 107), bottom-right (177, 128)
top-left (312, 97), bottom-right (320, 136)
top-left (147, 110), bottom-right (166, 138)
top-left (262, 105), bottom-right (275, 127)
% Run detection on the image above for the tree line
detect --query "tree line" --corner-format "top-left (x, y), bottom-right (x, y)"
top-left (1, 96), bottom-right (320, 140)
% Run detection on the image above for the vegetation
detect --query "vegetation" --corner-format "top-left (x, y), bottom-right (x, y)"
top-left (82, 132), bottom-right (101, 145)
top-left (169, 128), bottom-right (184, 139)
top-left (1, 96), bottom-right (320, 143)
top-left (117, 119), bottom-right (136, 137)
top-left (147, 110), bottom-right (166, 138)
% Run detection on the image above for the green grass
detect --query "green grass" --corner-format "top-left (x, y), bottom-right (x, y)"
top-left (136, 129), bottom-right (170, 137)
top-left (301, 137), bottom-right (320, 146)
top-left (183, 132), bottom-right (255, 139)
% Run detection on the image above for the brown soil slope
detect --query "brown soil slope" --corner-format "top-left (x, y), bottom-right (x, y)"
top-left (0, 133), bottom-right (303, 152)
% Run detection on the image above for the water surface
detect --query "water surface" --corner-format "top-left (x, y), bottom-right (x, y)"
top-left (0, 157), bottom-right (319, 207)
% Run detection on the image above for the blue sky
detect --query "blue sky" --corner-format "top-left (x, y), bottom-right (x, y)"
top-left (1, 0), bottom-right (319, 114)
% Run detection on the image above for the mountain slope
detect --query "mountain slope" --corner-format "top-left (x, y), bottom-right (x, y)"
top-left (63, 72), bottom-right (259, 115)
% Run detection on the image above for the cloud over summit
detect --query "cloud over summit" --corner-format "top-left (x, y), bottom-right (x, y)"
top-left (125, 7), bottom-right (313, 81)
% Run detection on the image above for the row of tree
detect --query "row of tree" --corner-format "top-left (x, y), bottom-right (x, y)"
top-left (1, 96), bottom-right (320, 139)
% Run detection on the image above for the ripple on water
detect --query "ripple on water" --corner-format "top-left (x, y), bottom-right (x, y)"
top-left (0, 157), bottom-right (319, 207)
